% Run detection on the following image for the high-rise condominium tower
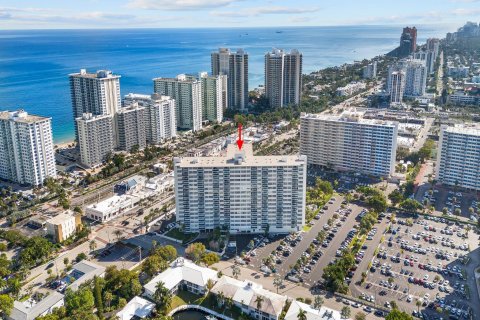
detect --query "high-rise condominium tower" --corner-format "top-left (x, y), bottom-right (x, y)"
top-left (123, 93), bottom-right (177, 144)
top-left (69, 69), bottom-right (121, 140)
top-left (264, 49), bottom-right (303, 108)
top-left (436, 124), bottom-right (480, 190)
top-left (0, 110), bottom-right (56, 186)
top-left (388, 69), bottom-right (406, 104)
top-left (300, 111), bottom-right (398, 177)
top-left (153, 75), bottom-right (202, 132)
top-left (199, 72), bottom-right (227, 123)
top-left (76, 113), bottom-right (114, 168)
top-left (211, 48), bottom-right (248, 111)
top-left (404, 60), bottom-right (427, 97)
top-left (174, 143), bottom-right (307, 234)
top-left (115, 103), bottom-right (146, 152)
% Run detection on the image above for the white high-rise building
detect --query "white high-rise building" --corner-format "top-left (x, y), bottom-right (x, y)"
top-left (389, 70), bottom-right (406, 104)
top-left (0, 110), bottom-right (56, 186)
top-left (124, 93), bottom-right (177, 144)
top-left (116, 103), bottom-right (146, 152)
top-left (436, 124), bottom-right (480, 190)
top-left (426, 38), bottom-right (440, 73)
top-left (404, 60), bottom-right (427, 97)
top-left (76, 113), bottom-right (114, 168)
top-left (199, 72), bottom-right (226, 123)
top-left (264, 49), bottom-right (302, 108)
top-left (211, 48), bottom-right (248, 111)
top-left (174, 143), bottom-right (307, 234)
top-left (153, 75), bottom-right (202, 132)
top-left (300, 111), bottom-right (398, 177)
top-left (363, 61), bottom-right (378, 79)
top-left (69, 69), bottom-right (121, 139)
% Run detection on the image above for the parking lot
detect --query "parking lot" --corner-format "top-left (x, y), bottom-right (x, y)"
top-left (355, 213), bottom-right (479, 319)
top-left (232, 195), bottom-right (378, 288)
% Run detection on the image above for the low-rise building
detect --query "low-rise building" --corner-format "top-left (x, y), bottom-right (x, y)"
top-left (85, 194), bottom-right (137, 222)
top-left (448, 91), bottom-right (479, 106)
top-left (143, 258), bottom-right (218, 299)
top-left (284, 300), bottom-right (342, 320)
top-left (211, 276), bottom-right (287, 320)
top-left (116, 296), bottom-right (155, 320)
top-left (68, 260), bottom-right (106, 291)
top-left (46, 211), bottom-right (82, 243)
top-left (335, 81), bottom-right (366, 96)
top-left (8, 292), bottom-right (64, 320)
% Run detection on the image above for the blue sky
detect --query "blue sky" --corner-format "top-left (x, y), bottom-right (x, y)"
top-left (0, 0), bottom-right (479, 29)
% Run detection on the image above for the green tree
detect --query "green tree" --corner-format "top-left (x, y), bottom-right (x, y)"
top-left (231, 265), bottom-right (241, 279)
top-left (255, 296), bottom-right (264, 310)
top-left (93, 276), bottom-right (104, 317)
top-left (142, 255), bottom-right (168, 278)
top-left (367, 194), bottom-right (387, 213)
top-left (185, 243), bottom-right (206, 263)
top-left (388, 189), bottom-right (404, 206)
top-left (273, 275), bottom-right (283, 293)
top-left (297, 308), bottom-right (307, 320)
top-left (0, 294), bottom-right (14, 316)
top-left (385, 309), bottom-right (413, 320)
top-left (104, 266), bottom-right (142, 301)
top-left (355, 311), bottom-right (366, 320)
top-left (201, 252), bottom-right (220, 266)
top-left (400, 199), bottom-right (423, 212)
top-left (152, 245), bottom-right (177, 262)
top-left (341, 306), bottom-right (351, 319)
top-left (64, 287), bottom-right (95, 315)
top-left (153, 281), bottom-right (172, 312)
top-left (89, 240), bottom-right (97, 253)
top-left (103, 291), bottom-right (113, 310)
top-left (313, 295), bottom-right (324, 313)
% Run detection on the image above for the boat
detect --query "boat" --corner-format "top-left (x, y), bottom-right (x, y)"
top-left (204, 316), bottom-right (218, 320)
top-left (276, 30), bottom-right (283, 33)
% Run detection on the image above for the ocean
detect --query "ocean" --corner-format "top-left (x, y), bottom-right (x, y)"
top-left (0, 26), bottom-right (446, 143)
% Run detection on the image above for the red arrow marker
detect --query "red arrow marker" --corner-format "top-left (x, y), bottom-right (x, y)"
top-left (236, 123), bottom-right (244, 150)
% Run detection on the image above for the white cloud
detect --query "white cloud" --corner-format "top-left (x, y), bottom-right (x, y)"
top-left (211, 6), bottom-right (319, 17)
top-left (127, 0), bottom-right (241, 10)
top-left (451, 7), bottom-right (480, 15)
top-left (449, 0), bottom-right (480, 3)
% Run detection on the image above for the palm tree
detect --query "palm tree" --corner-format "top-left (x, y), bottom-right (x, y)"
top-left (113, 229), bottom-right (123, 242)
top-left (216, 291), bottom-right (225, 308)
top-left (341, 306), bottom-right (351, 319)
top-left (313, 295), bottom-right (324, 314)
top-left (273, 275), bottom-right (283, 293)
top-left (231, 265), bottom-right (241, 279)
top-left (297, 308), bottom-right (307, 320)
top-left (89, 240), bottom-right (97, 253)
top-left (206, 279), bottom-right (215, 296)
top-left (104, 291), bottom-right (113, 309)
top-left (154, 281), bottom-right (172, 312)
top-left (416, 299), bottom-right (422, 313)
top-left (255, 296), bottom-right (264, 311)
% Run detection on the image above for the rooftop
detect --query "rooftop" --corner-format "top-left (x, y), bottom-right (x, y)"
top-left (116, 296), bottom-right (155, 320)
top-left (174, 143), bottom-right (306, 168)
top-left (284, 300), bottom-right (343, 320)
top-left (46, 211), bottom-right (78, 226)
top-left (444, 124), bottom-right (480, 136)
top-left (301, 110), bottom-right (398, 127)
top-left (144, 258), bottom-right (218, 294)
top-left (211, 276), bottom-right (287, 317)
top-left (69, 260), bottom-right (106, 291)
top-left (69, 69), bottom-right (120, 79)
top-left (10, 292), bottom-right (64, 320)
top-left (0, 110), bottom-right (50, 124)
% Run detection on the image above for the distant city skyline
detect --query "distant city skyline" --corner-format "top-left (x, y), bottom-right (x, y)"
top-left (1, 0), bottom-right (479, 29)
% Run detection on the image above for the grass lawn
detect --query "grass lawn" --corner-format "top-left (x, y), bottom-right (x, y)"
top-left (302, 225), bottom-right (312, 232)
top-left (165, 228), bottom-right (198, 243)
top-left (170, 290), bottom-right (243, 319)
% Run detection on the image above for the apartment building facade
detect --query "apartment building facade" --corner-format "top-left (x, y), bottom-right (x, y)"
top-left (115, 103), bottom-right (146, 152)
top-left (174, 144), bottom-right (307, 234)
top-left (153, 75), bottom-right (202, 131)
top-left (436, 125), bottom-right (480, 190)
top-left (0, 110), bottom-right (56, 186)
top-left (76, 113), bottom-right (114, 168)
top-left (300, 111), bottom-right (398, 177)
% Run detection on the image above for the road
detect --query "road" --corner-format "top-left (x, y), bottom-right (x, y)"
top-left (411, 118), bottom-right (434, 152)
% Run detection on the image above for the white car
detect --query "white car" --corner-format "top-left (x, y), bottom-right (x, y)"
top-left (407, 295), bottom-right (412, 302)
